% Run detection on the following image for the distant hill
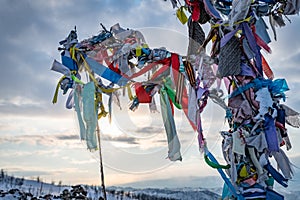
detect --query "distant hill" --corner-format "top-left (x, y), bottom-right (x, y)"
top-left (1, 171), bottom-right (300, 199)
top-left (118, 176), bottom-right (224, 190)
top-left (0, 172), bottom-right (221, 199)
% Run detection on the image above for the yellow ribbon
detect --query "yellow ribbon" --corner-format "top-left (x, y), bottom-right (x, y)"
top-left (70, 45), bottom-right (78, 62)
top-left (96, 92), bottom-right (108, 119)
top-left (136, 47), bottom-right (142, 57)
top-left (52, 76), bottom-right (65, 104)
top-left (127, 83), bottom-right (134, 101)
top-left (135, 44), bottom-right (149, 57)
top-left (211, 16), bottom-right (252, 28)
top-left (176, 6), bottom-right (188, 25)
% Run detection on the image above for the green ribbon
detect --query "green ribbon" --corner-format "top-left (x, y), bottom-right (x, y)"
top-left (204, 155), bottom-right (231, 169)
top-left (163, 77), bottom-right (182, 109)
top-left (71, 74), bottom-right (84, 84)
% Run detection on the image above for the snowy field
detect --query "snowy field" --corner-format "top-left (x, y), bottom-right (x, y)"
top-left (1, 173), bottom-right (300, 199)
top-left (0, 173), bottom-right (221, 200)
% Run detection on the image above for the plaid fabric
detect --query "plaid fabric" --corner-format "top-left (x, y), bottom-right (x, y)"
top-left (217, 36), bottom-right (242, 78)
top-left (187, 17), bottom-right (205, 56)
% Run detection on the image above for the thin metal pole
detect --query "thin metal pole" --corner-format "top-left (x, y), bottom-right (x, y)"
top-left (96, 122), bottom-right (107, 200)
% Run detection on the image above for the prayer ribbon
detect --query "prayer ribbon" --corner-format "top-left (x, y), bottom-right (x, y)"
top-left (160, 86), bottom-right (182, 161)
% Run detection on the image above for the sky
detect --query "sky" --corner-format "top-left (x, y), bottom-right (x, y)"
top-left (1, 0), bottom-right (300, 191)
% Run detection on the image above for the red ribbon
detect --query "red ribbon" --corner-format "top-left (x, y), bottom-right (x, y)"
top-left (134, 83), bottom-right (152, 103)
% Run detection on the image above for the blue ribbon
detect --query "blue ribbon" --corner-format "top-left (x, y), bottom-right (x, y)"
top-left (264, 163), bottom-right (288, 188)
top-left (205, 149), bottom-right (245, 200)
top-left (241, 22), bottom-right (263, 76)
top-left (85, 57), bottom-right (128, 86)
top-left (203, 0), bottom-right (222, 19)
top-left (61, 55), bottom-right (78, 71)
top-left (227, 78), bottom-right (288, 100)
top-left (264, 113), bottom-right (280, 152)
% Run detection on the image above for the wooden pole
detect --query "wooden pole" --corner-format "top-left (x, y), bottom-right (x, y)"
top-left (96, 122), bottom-right (107, 200)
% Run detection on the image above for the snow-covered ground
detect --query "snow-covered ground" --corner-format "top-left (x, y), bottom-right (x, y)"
top-left (1, 173), bottom-right (299, 199)
top-left (0, 173), bottom-right (221, 200)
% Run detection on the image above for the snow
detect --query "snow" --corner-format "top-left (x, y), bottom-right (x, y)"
top-left (0, 173), bottom-right (222, 200)
top-left (1, 173), bottom-right (298, 199)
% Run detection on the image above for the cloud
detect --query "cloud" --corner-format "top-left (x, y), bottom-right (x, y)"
top-left (5, 166), bottom-right (90, 181)
top-left (6, 168), bottom-right (55, 178)
top-left (102, 134), bottom-right (139, 145)
top-left (0, 1), bottom-right (60, 96)
top-left (0, 133), bottom-right (81, 148)
top-left (0, 99), bottom-right (59, 118)
top-left (56, 134), bottom-right (79, 141)
top-left (265, 17), bottom-right (300, 83)
top-left (0, 149), bottom-right (63, 159)
top-left (267, 16), bottom-right (300, 54)
top-left (135, 126), bottom-right (165, 134)
top-left (70, 158), bottom-right (96, 165)
top-left (101, 127), bottom-right (194, 150)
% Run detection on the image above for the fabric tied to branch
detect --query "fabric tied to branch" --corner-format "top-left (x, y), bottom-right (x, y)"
top-left (187, 17), bottom-right (205, 56)
top-left (176, 6), bottom-right (188, 24)
top-left (188, 85), bottom-right (197, 126)
top-left (228, 78), bottom-right (288, 100)
top-left (282, 104), bottom-right (300, 128)
top-left (85, 56), bottom-right (128, 86)
top-left (273, 149), bottom-right (294, 179)
top-left (160, 86), bottom-right (182, 161)
top-left (263, 162), bottom-right (288, 187)
top-left (82, 82), bottom-right (98, 150)
top-left (202, 0), bottom-right (222, 20)
top-left (164, 77), bottom-right (182, 109)
top-left (204, 148), bottom-right (244, 200)
top-left (74, 86), bottom-right (86, 140)
top-left (204, 154), bottom-right (230, 169)
top-left (51, 59), bottom-right (71, 76)
top-left (245, 132), bottom-right (268, 152)
top-left (264, 113), bottom-right (280, 152)
top-left (218, 32), bottom-right (241, 78)
top-left (241, 22), bottom-right (263, 76)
